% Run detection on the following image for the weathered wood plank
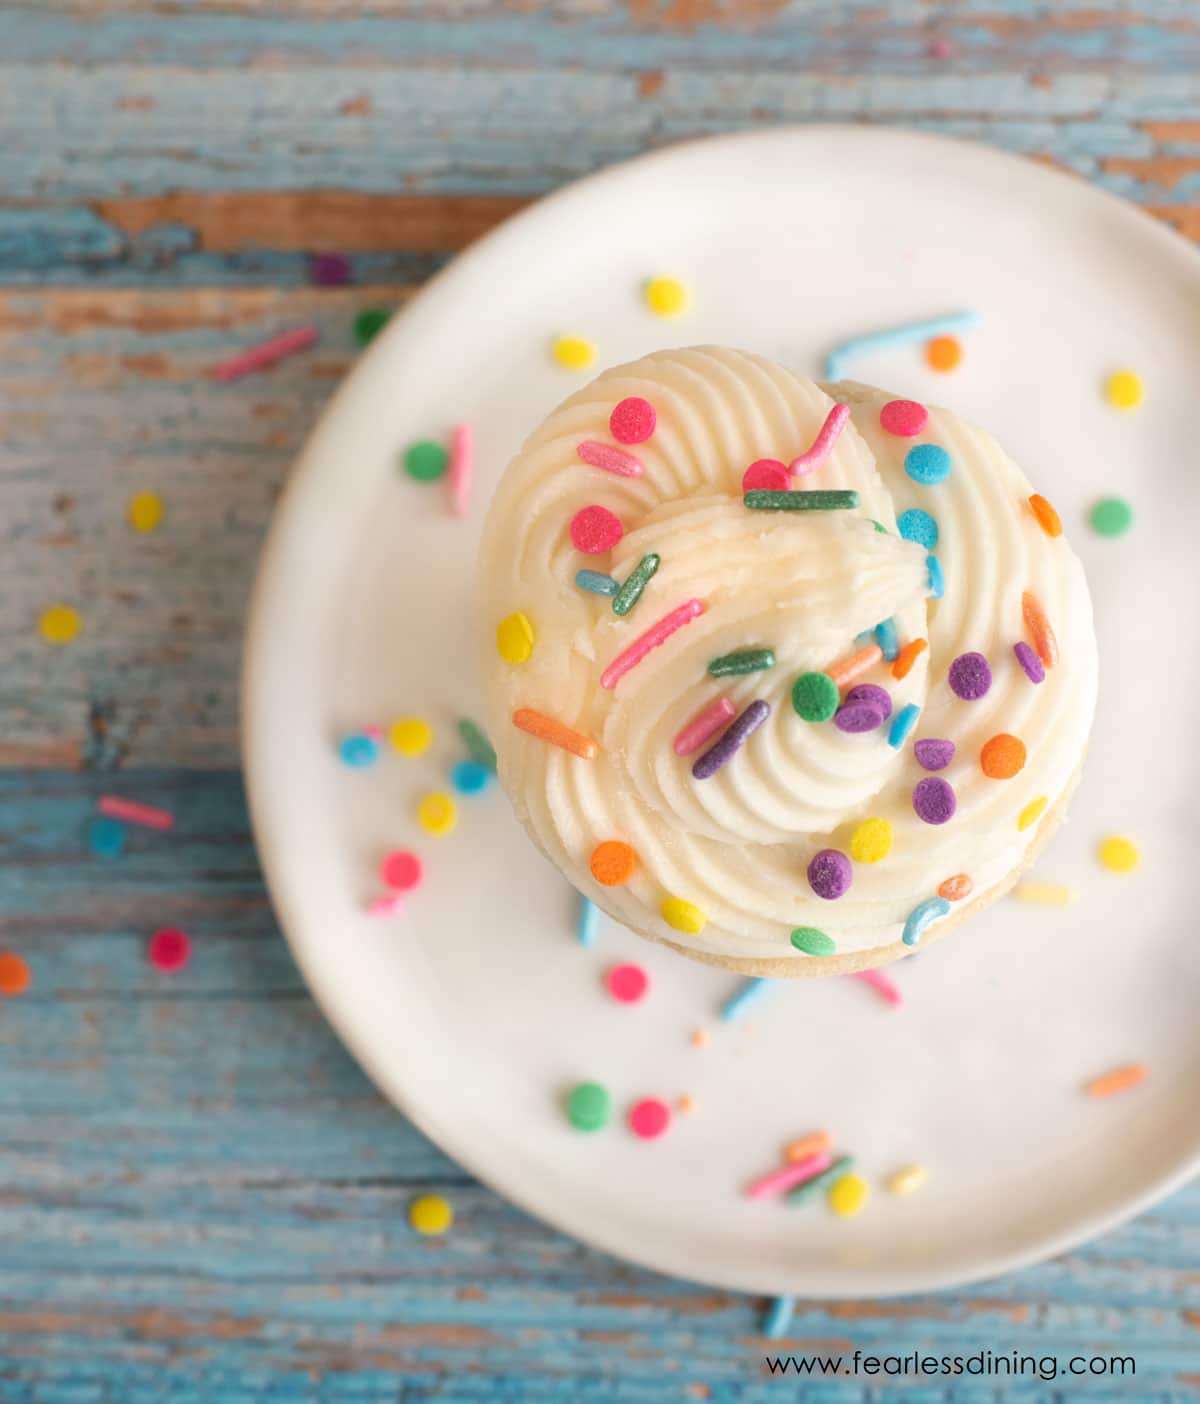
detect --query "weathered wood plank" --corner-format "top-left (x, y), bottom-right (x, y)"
top-left (0, 771), bottom-right (1197, 1400)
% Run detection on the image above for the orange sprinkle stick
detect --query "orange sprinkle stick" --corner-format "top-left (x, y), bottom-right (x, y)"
top-left (1022, 590), bottom-right (1059, 669)
top-left (828, 644), bottom-right (882, 689)
top-left (512, 708), bottom-right (597, 759)
top-left (1028, 494), bottom-right (1063, 538)
top-left (784, 1130), bottom-right (833, 1163)
top-left (1087, 1063), bottom-right (1147, 1099)
top-left (891, 637), bottom-right (928, 680)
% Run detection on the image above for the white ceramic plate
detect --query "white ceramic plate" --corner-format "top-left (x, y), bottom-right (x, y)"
top-left (243, 127), bottom-right (1200, 1298)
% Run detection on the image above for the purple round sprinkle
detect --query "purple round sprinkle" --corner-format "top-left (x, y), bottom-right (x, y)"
top-left (834, 700), bottom-right (885, 734)
top-left (913, 738), bottom-right (955, 771)
top-left (310, 251), bottom-right (352, 287)
top-left (1013, 640), bottom-right (1045, 684)
top-left (844, 683), bottom-right (893, 722)
top-left (807, 848), bottom-right (853, 901)
top-left (691, 699), bottom-right (770, 780)
top-left (913, 776), bottom-right (957, 825)
top-left (948, 651), bottom-right (992, 700)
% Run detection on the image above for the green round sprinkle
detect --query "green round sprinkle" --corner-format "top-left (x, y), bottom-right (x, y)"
top-left (707, 647), bottom-right (776, 677)
top-left (790, 926), bottom-right (836, 956)
top-left (791, 671), bottom-right (839, 723)
top-left (354, 307), bottom-right (390, 346)
top-left (1090, 496), bottom-right (1133, 537)
top-left (404, 440), bottom-right (449, 482)
top-left (566, 1081), bottom-right (611, 1132)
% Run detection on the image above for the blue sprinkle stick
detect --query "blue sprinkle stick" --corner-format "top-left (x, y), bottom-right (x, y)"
top-left (874, 618), bottom-right (899, 662)
top-left (721, 976), bottom-right (774, 1022)
top-left (576, 569), bottom-right (618, 597)
top-left (888, 702), bottom-right (920, 750)
top-left (825, 310), bottom-right (979, 380)
top-left (577, 894), bottom-right (600, 946)
top-left (903, 896), bottom-right (951, 947)
top-left (764, 1296), bottom-right (796, 1340)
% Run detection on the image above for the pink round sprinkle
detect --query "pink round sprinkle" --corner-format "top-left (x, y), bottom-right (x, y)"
top-left (148, 927), bottom-right (191, 972)
top-left (606, 962), bottom-right (649, 1004)
top-left (879, 399), bottom-right (929, 437)
top-left (629, 1097), bottom-right (671, 1139)
top-left (570, 505), bottom-right (624, 554)
top-left (741, 458), bottom-right (790, 492)
top-left (610, 397), bottom-right (656, 444)
top-left (381, 849), bottom-right (423, 891)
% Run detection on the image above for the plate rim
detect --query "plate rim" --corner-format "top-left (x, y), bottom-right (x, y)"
top-left (242, 123), bottom-right (1200, 1298)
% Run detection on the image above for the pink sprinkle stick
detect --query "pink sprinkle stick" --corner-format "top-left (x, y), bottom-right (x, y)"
top-left (368, 894), bottom-right (405, 917)
top-left (789, 403), bottom-right (850, 477)
top-left (673, 695), bottom-right (737, 756)
top-left (854, 967), bottom-right (903, 1007)
top-left (448, 422), bottom-right (474, 517)
top-left (746, 1150), bottom-right (834, 1201)
top-left (600, 599), bottom-right (705, 691)
top-left (96, 795), bottom-right (175, 831)
top-left (210, 326), bottom-right (319, 382)
top-left (577, 441), bottom-right (644, 478)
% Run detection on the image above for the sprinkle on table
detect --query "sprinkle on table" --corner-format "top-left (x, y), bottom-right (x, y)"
top-left (744, 489), bottom-right (860, 512)
top-left (552, 335), bottom-right (596, 370)
top-left (902, 896), bottom-right (950, 947)
top-left (354, 309), bottom-right (389, 346)
top-left (339, 733), bottom-right (380, 768)
top-left (0, 952), bottom-right (31, 997)
top-left (39, 604), bottom-right (81, 645)
top-left (97, 795), bottom-right (175, 830)
top-left (1028, 493), bottom-right (1063, 538)
top-left (720, 977), bottom-right (773, 1022)
top-left (763, 1296), bottom-right (795, 1341)
top-left (644, 276), bottom-right (690, 318)
top-left (567, 1081), bottom-right (611, 1131)
top-left (692, 699), bottom-right (770, 779)
top-left (89, 815), bottom-right (126, 858)
top-left (892, 637), bottom-right (928, 680)
top-left (1014, 881), bottom-right (1078, 906)
top-left (128, 490), bottom-right (164, 533)
top-left (417, 792), bottom-right (458, 836)
top-left (746, 1150), bottom-right (834, 1200)
top-left (673, 695), bottom-right (736, 756)
top-left (310, 251), bottom-right (351, 286)
top-left (787, 1154), bottom-right (853, 1205)
top-left (448, 423), bottom-right (474, 516)
top-left (457, 718), bottom-right (496, 771)
top-left (854, 968), bottom-right (902, 1006)
top-left (210, 325), bottom-right (319, 381)
top-left (577, 441), bottom-right (644, 478)
top-left (1098, 835), bottom-right (1140, 873)
top-left (600, 599), bottom-right (705, 690)
top-left (390, 717), bottom-right (433, 756)
top-left (403, 439), bottom-right (448, 483)
top-left (148, 928), bottom-right (191, 972)
top-left (496, 610), bottom-right (536, 664)
top-left (1086, 1063), bottom-right (1146, 1098)
top-left (609, 396), bottom-right (657, 444)
top-left (408, 1193), bottom-right (453, 1235)
top-left (926, 335), bottom-right (962, 372)
top-left (706, 648), bottom-right (775, 678)
top-left (888, 1164), bottom-right (929, 1196)
top-left (513, 707), bottom-right (597, 759)
top-left (606, 962), bottom-right (649, 1004)
top-left (382, 849), bottom-right (423, 892)
top-left (577, 894), bottom-right (600, 946)
top-left (824, 311), bottom-right (978, 381)
top-left (612, 554), bottom-right (660, 616)
top-left (628, 1097), bottom-right (671, 1139)
top-left (827, 1171), bottom-right (869, 1218)
top-left (452, 759), bottom-right (491, 794)
top-left (1104, 370), bottom-right (1144, 411)
top-left (1021, 590), bottom-right (1059, 668)
top-left (785, 1131), bottom-right (833, 1163)
top-left (1090, 496), bottom-right (1134, 538)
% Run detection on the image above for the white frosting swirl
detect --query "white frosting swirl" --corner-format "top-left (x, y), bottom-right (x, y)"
top-left (479, 347), bottom-right (1097, 963)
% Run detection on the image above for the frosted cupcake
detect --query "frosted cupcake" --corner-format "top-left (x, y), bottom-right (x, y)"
top-left (478, 347), bottom-right (1097, 975)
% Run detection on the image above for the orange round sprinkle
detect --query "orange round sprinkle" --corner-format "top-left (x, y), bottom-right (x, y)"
top-left (891, 637), bottom-right (928, 680)
top-left (690, 1027), bottom-right (710, 1049)
top-left (1028, 494), bottom-right (1063, 538)
top-left (980, 733), bottom-right (1027, 779)
top-left (1087, 1063), bottom-right (1146, 1099)
top-left (1021, 590), bottom-right (1059, 669)
top-left (590, 840), bottom-right (637, 887)
top-left (925, 335), bottom-right (962, 372)
top-left (677, 1094), bottom-right (696, 1114)
top-left (784, 1130), bottom-right (833, 1163)
top-left (0, 952), bottom-right (31, 997)
top-left (938, 873), bottom-right (974, 902)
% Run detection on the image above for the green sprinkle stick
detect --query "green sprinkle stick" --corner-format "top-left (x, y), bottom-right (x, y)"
top-left (456, 718), bottom-right (497, 773)
top-left (612, 553), bottom-right (660, 617)
top-left (744, 490), bottom-right (860, 512)
top-left (707, 648), bottom-right (776, 677)
top-left (787, 1154), bottom-right (854, 1204)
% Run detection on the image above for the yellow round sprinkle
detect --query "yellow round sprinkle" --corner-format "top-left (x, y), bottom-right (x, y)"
top-left (388, 717), bottom-right (432, 756)
top-left (1099, 835), bottom-right (1140, 873)
top-left (128, 490), bottom-right (164, 533)
top-left (1018, 796), bottom-right (1048, 831)
top-left (661, 896), bottom-right (706, 935)
top-left (849, 817), bottom-right (893, 864)
top-left (644, 275), bottom-right (690, 318)
top-left (38, 604), bottom-right (81, 645)
top-left (417, 791), bottom-right (457, 836)
top-left (887, 1164), bottom-right (928, 1197)
top-left (552, 335), bottom-right (596, 371)
top-left (827, 1172), bottom-right (869, 1218)
top-left (408, 1193), bottom-right (453, 1236)
top-left (496, 611), bottom-right (535, 664)
top-left (1105, 370), bottom-right (1143, 411)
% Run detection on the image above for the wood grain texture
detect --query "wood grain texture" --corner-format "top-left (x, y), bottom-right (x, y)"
top-left (2, 1), bottom-right (1199, 1395)
top-left (1, 772), bottom-right (1198, 1401)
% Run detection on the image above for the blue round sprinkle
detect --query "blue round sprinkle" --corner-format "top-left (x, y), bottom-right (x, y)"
top-left (89, 815), bottom-right (126, 859)
top-left (927, 554), bottom-right (945, 599)
top-left (897, 508), bottom-right (939, 549)
top-left (452, 759), bottom-right (491, 794)
top-left (339, 733), bottom-right (380, 768)
top-left (904, 444), bottom-right (952, 485)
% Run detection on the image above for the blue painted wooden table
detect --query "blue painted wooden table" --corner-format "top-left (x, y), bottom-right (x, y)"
top-left (1, 3), bottom-right (1198, 1398)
